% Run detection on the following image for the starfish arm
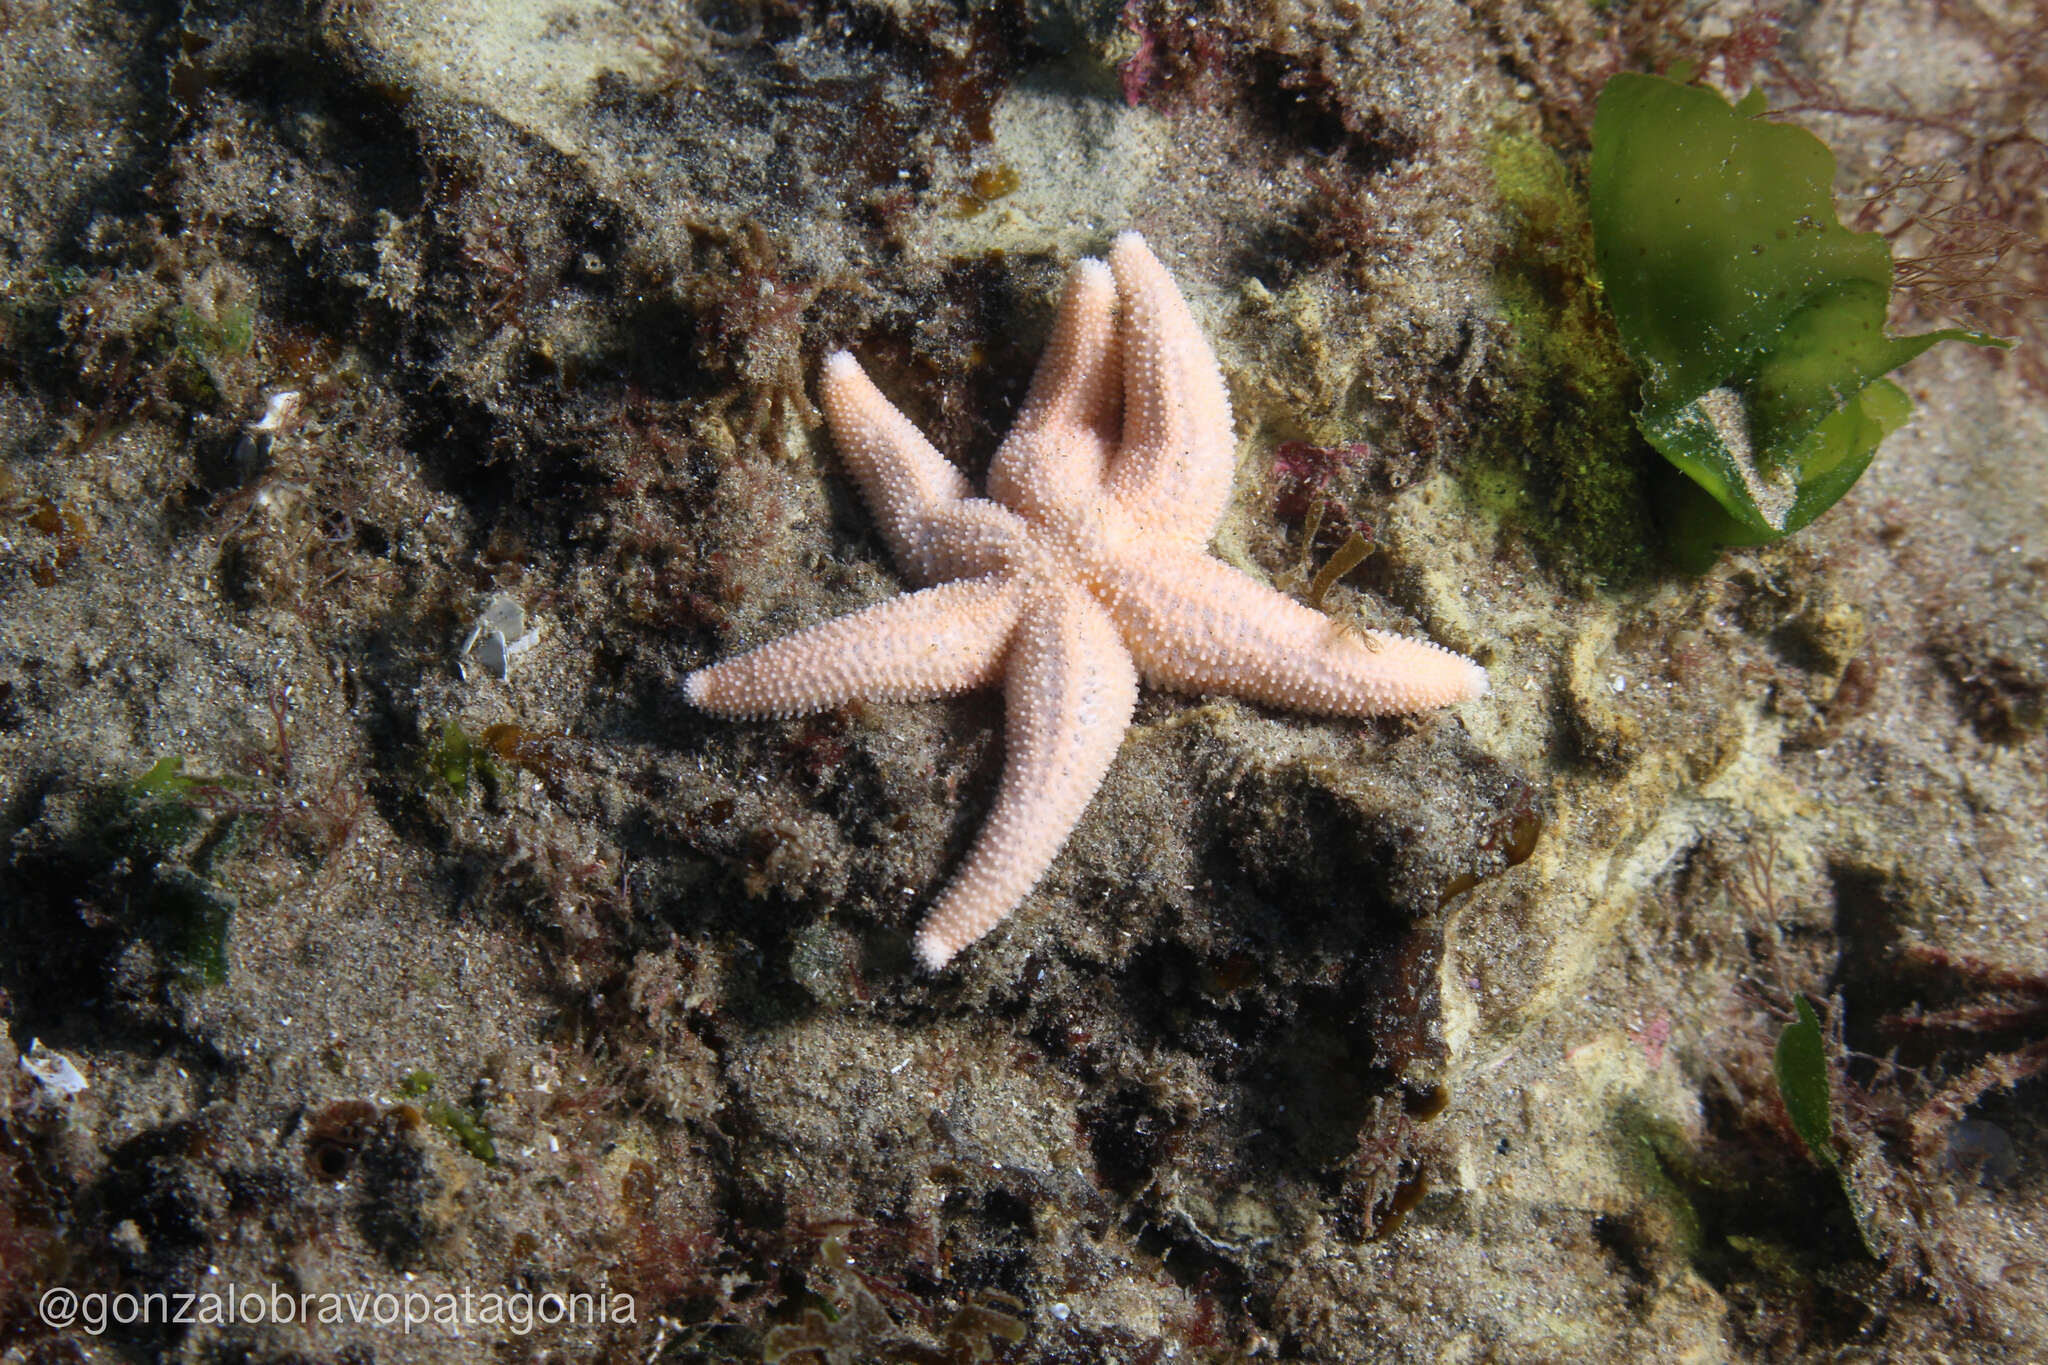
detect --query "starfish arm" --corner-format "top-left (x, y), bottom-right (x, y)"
top-left (1101, 232), bottom-right (1237, 545)
top-left (987, 257), bottom-right (1120, 522)
top-left (913, 584), bottom-right (1139, 969)
top-left (917, 497), bottom-right (1038, 582)
top-left (684, 576), bottom-right (1024, 719)
top-left (818, 351), bottom-right (972, 584)
top-left (1101, 546), bottom-right (1488, 715)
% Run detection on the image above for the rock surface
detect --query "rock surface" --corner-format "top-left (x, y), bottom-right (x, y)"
top-left (1, 1), bottom-right (2042, 1361)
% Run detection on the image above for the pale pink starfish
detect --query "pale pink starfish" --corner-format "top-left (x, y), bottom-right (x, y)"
top-left (686, 232), bottom-right (1486, 969)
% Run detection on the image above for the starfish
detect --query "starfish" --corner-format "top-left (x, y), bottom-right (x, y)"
top-left (686, 232), bottom-right (1487, 969)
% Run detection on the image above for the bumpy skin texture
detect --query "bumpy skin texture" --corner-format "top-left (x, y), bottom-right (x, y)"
top-left (685, 232), bottom-right (1487, 969)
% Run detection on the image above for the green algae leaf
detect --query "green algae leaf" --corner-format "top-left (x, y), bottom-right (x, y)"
top-left (1774, 995), bottom-right (1887, 1257)
top-left (1590, 73), bottom-right (2004, 568)
top-left (1774, 995), bottom-right (1835, 1169)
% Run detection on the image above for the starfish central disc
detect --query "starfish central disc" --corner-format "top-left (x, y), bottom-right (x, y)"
top-left (685, 232), bottom-right (1487, 969)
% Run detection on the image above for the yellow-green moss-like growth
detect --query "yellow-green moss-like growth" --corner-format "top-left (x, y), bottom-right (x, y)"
top-left (1591, 73), bottom-right (2004, 570)
top-left (1486, 129), bottom-right (1657, 583)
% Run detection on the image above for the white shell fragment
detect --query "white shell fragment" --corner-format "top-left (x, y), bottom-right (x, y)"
top-left (250, 389), bottom-right (304, 434)
top-left (232, 388), bottom-right (304, 473)
top-left (459, 593), bottom-right (542, 681)
top-left (22, 1038), bottom-right (89, 1103)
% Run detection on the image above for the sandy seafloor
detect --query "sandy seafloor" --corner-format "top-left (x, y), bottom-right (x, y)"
top-left (1, 0), bottom-right (2044, 1361)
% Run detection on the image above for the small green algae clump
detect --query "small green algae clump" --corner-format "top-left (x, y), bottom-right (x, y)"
top-left (1591, 73), bottom-right (2004, 569)
top-left (395, 1070), bottom-right (498, 1164)
top-left (101, 756), bottom-right (245, 985)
